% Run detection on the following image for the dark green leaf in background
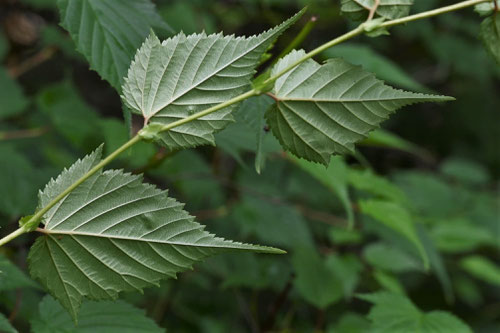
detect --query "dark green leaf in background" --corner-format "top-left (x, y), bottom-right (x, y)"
top-left (479, 15), bottom-right (500, 64)
top-left (57, 0), bottom-right (173, 91)
top-left (341, 0), bottom-right (413, 21)
top-left (0, 68), bottom-right (28, 120)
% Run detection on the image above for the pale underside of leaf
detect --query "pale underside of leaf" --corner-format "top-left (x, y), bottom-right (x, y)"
top-left (479, 15), bottom-right (500, 65)
top-left (29, 148), bottom-right (282, 321)
top-left (266, 50), bottom-right (453, 164)
top-left (341, 0), bottom-right (413, 21)
top-left (57, 0), bottom-right (172, 91)
top-left (122, 10), bottom-right (304, 151)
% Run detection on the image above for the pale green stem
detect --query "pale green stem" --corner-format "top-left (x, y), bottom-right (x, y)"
top-left (380, 0), bottom-right (490, 29)
top-left (0, 0), bottom-right (486, 247)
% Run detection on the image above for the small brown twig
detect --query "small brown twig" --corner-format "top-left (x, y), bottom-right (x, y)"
top-left (262, 274), bottom-right (295, 332)
top-left (8, 46), bottom-right (57, 78)
top-left (0, 127), bottom-right (49, 141)
top-left (367, 0), bottom-right (381, 21)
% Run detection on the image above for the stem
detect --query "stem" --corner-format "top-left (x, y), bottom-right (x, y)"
top-left (0, 228), bottom-right (27, 247)
top-left (273, 15), bottom-right (318, 66)
top-left (380, 0), bottom-right (490, 29)
top-left (159, 89), bottom-right (258, 132)
top-left (0, 0), bottom-right (486, 247)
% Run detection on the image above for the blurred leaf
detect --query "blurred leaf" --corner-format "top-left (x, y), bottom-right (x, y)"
top-left (0, 145), bottom-right (41, 218)
top-left (348, 168), bottom-right (407, 204)
top-left (29, 147), bottom-right (282, 320)
top-left (431, 218), bottom-right (494, 253)
top-left (440, 157), bottom-right (490, 186)
top-left (31, 295), bottom-right (164, 333)
top-left (329, 226), bottom-right (363, 245)
top-left (460, 256), bottom-right (500, 286)
top-left (158, 2), bottom-right (216, 34)
top-left (373, 270), bottom-right (405, 294)
top-left (359, 200), bottom-right (428, 268)
top-left (323, 43), bottom-right (425, 91)
top-left (328, 312), bottom-right (370, 333)
top-left (359, 292), bottom-right (472, 333)
top-left (292, 247), bottom-right (343, 309)
top-left (361, 129), bottom-right (431, 159)
top-left (0, 254), bottom-right (39, 291)
top-left (363, 242), bottom-right (423, 272)
top-left (57, 0), bottom-right (172, 91)
top-left (475, 1), bottom-right (499, 16)
top-left (341, 0), bottom-right (413, 21)
top-left (267, 50), bottom-right (452, 164)
top-left (0, 313), bottom-right (17, 333)
top-left (292, 155), bottom-right (354, 227)
top-left (326, 254), bottom-right (363, 299)
top-left (0, 68), bottom-right (28, 120)
top-left (36, 83), bottom-right (102, 151)
top-left (453, 276), bottom-right (483, 307)
top-left (480, 15), bottom-right (500, 65)
top-left (416, 225), bottom-right (455, 304)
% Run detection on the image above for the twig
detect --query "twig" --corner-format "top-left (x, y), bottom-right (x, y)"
top-left (262, 274), bottom-right (294, 331)
top-left (8, 47), bottom-right (57, 78)
top-left (367, 0), bottom-right (381, 21)
top-left (0, 127), bottom-right (49, 141)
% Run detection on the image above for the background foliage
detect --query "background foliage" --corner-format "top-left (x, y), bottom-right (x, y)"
top-left (0, 0), bottom-right (499, 332)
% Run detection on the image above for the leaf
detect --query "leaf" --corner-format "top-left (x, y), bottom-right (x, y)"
top-left (373, 270), bottom-right (406, 294)
top-left (460, 255), bottom-right (500, 286)
top-left (28, 147), bottom-right (283, 321)
top-left (36, 83), bottom-right (102, 150)
top-left (292, 247), bottom-right (343, 309)
top-left (291, 155), bottom-right (354, 227)
top-left (0, 313), bottom-right (17, 333)
top-left (325, 254), bottom-right (363, 299)
top-left (0, 68), bottom-right (28, 120)
top-left (0, 145), bottom-right (42, 218)
top-left (359, 200), bottom-right (429, 268)
top-left (363, 242), bottom-right (423, 273)
top-left (266, 50), bottom-right (453, 165)
top-left (347, 168), bottom-right (407, 204)
top-left (328, 313), bottom-right (370, 333)
top-left (358, 292), bottom-right (473, 333)
top-left (31, 295), bottom-right (164, 333)
top-left (431, 218), bottom-right (494, 253)
top-left (440, 157), bottom-right (490, 186)
top-left (0, 254), bottom-right (39, 291)
top-left (121, 10), bottom-right (304, 151)
top-left (341, 0), bottom-right (413, 21)
top-left (323, 43), bottom-right (425, 91)
top-left (361, 129), bottom-right (431, 160)
top-left (57, 0), bottom-right (173, 91)
top-left (479, 14), bottom-right (500, 64)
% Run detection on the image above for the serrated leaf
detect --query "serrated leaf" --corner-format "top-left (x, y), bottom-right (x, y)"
top-left (121, 10), bottom-right (304, 151)
top-left (31, 295), bottom-right (164, 333)
top-left (479, 15), bottom-right (500, 65)
top-left (341, 0), bottom-right (413, 21)
top-left (363, 242), bottom-right (423, 273)
top-left (359, 200), bottom-right (429, 269)
top-left (28, 147), bottom-right (283, 321)
top-left (266, 50), bottom-right (453, 164)
top-left (358, 292), bottom-right (472, 333)
top-left (57, 0), bottom-right (173, 91)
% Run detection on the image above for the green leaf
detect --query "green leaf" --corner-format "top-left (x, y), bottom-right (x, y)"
top-left (0, 68), bottom-right (28, 120)
top-left (267, 50), bottom-right (453, 165)
top-left (460, 255), bottom-right (500, 286)
top-left (359, 200), bottom-right (429, 268)
top-left (328, 313), bottom-right (370, 333)
top-left (122, 10), bottom-right (304, 151)
top-left (28, 147), bottom-right (283, 321)
top-left (480, 15), bottom-right (500, 65)
top-left (31, 295), bottom-right (164, 333)
top-left (348, 168), bottom-right (407, 204)
top-left (292, 247), bottom-right (343, 309)
top-left (431, 218), bottom-right (494, 253)
top-left (0, 313), bottom-right (17, 333)
top-left (440, 157), bottom-right (490, 186)
top-left (0, 254), bottom-right (39, 291)
top-left (373, 270), bottom-right (406, 294)
top-left (341, 0), bottom-right (413, 21)
top-left (325, 254), bottom-right (363, 299)
top-left (359, 292), bottom-right (472, 333)
top-left (475, 1), bottom-right (499, 16)
top-left (361, 129), bottom-right (431, 159)
top-left (291, 155), bottom-right (354, 227)
top-left (363, 242), bottom-right (423, 273)
top-left (36, 83), bottom-right (102, 150)
top-left (57, 0), bottom-right (173, 91)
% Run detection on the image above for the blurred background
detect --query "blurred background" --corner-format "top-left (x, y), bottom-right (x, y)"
top-left (0, 0), bottom-right (499, 332)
